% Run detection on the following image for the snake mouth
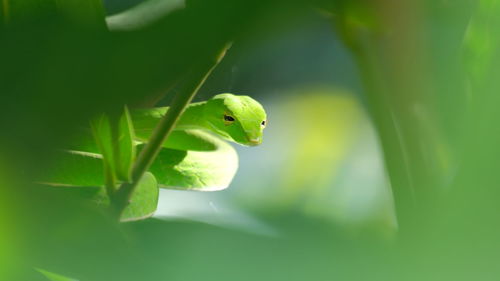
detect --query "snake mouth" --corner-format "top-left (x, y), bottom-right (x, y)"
top-left (248, 138), bottom-right (261, 146)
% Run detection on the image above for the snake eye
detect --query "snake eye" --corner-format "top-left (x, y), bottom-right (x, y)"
top-left (261, 120), bottom-right (266, 127)
top-left (224, 114), bottom-right (235, 122)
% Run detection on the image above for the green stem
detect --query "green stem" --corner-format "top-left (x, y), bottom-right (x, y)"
top-left (110, 44), bottom-right (230, 220)
top-left (330, 2), bottom-right (443, 233)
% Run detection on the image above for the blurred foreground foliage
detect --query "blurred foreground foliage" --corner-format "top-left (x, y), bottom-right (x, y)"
top-left (2, 0), bottom-right (500, 280)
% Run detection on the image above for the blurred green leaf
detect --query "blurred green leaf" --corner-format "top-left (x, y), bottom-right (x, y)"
top-left (329, 0), bottom-right (458, 229)
top-left (91, 107), bottom-right (136, 184)
top-left (1, 0), bottom-right (272, 172)
top-left (38, 150), bottom-right (104, 187)
top-left (121, 172), bottom-right (158, 221)
top-left (115, 107), bottom-right (137, 182)
top-left (91, 114), bottom-right (116, 188)
top-left (37, 168), bottom-right (158, 222)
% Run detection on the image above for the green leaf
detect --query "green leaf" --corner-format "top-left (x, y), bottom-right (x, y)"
top-left (116, 107), bottom-right (136, 182)
top-left (38, 150), bottom-right (104, 187)
top-left (121, 172), bottom-right (159, 222)
top-left (38, 159), bottom-right (158, 221)
top-left (91, 106), bottom-right (136, 184)
top-left (90, 113), bottom-right (117, 188)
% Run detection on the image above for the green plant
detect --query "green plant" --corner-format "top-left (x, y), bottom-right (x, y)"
top-left (3, 0), bottom-right (500, 280)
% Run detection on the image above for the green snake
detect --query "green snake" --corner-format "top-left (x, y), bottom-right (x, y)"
top-left (43, 93), bottom-right (267, 191)
top-left (131, 93), bottom-right (267, 190)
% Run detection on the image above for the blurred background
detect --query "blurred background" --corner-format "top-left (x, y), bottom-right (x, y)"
top-left (1, 0), bottom-right (500, 280)
top-left (156, 6), bottom-right (395, 233)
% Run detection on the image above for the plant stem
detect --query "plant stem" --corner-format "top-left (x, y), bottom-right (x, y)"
top-left (110, 44), bottom-right (230, 220)
top-left (330, 2), bottom-right (442, 233)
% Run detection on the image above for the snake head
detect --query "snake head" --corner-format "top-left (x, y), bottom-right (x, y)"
top-left (204, 93), bottom-right (267, 146)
